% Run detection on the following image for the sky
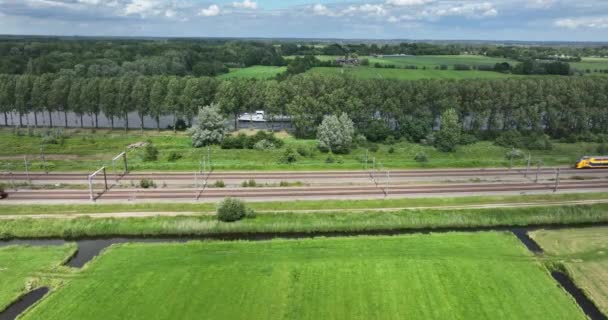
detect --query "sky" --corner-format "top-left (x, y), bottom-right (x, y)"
top-left (0, 0), bottom-right (608, 41)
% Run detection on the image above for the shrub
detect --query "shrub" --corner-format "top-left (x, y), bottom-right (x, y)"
top-left (325, 155), bottom-right (335, 163)
top-left (525, 134), bottom-right (553, 150)
top-left (459, 134), bottom-right (478, 145)
top-left (414, 152), bottom-right (429, 163)
top-left (189, 104), bottom-right (226, 147)
top-left (217, 197), bottom-right (249, 222)
top-left (142, 144), bottom-right (159, 162)
top-left (388, 147), bottom-right (395, 154)
top-left (505, 148), bottom-right (525, 160)
top-left (253, 139), bottom-right (276, 151)
top-left (362, 120), bottom-right (392, 143)
top-left (139, 179), bottom-right (156, 189)
top-left (221, 134), bottom-right (246, 149)
top-left (317, 113), bottom-right (355, 154)
top-left (167, 151), bottom-right (182, 162)
top-left (354, 134), bottom-right (367, 146)
top-left (279, 147), bottom-right (298, 164)
top-left (495, 130), bottom-right (524, 148)
top-left (385, 135), bottom-right (396, 145)
top-left (213, 180), bottom-right (225, 188)
top-left (296, 145), bottom-right (314, 157)
top-left (241, 179), bottom-right (257, 187)
top-left (368, 144), bottom-right (379, 153)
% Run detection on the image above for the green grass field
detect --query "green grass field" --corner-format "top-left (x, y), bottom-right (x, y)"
top-left (218, 66), bottom-right (286, 79)
top-left (0, 244), bottom-right (76, 311)
top-left (308, 66), bottom-right (514, 80)
top-left (366, 54), bottom-right (519, 69)
top-left (531, 227), bottom-right (608, 316)
top-left (22, 233), bottom-right (584, 320)
top-left (570, 57), bottom-right (608, 73)
top-left (1, 204), bottom-right (608, 239)
top-left (0, 129), bottom-right (600, 171)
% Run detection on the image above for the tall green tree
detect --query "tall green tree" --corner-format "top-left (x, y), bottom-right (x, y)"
top-left (434, 108), bottom-right (461, 152)
top-left (164, 76), bottom-right (183, 133)
top-left (117, 76), bottom-right (135, 132)
top-left (215, 80), bottom-right (244, 131)
top-left (0, 75), bottom-right (16, 126)
top-left (148, 77), bottom-right (167, 131)
top-left (48, 75), bottom-right (71, 128)
top-left (14, 75), bottom-right (33, 127)
top-left (99, 78), bottom-right (119, 129)
top-left (131, 76), bottom-right (150, 132)
top-left (68, 79), bottom-right (84, 127)
top-left (31, 74), bottom-right (53, 127)
top-left (80, 77), bottom-right (100, 128)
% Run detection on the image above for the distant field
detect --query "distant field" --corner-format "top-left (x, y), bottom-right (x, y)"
top-left (23, 233), bottom-right (584, 320)
top-left (0, 129), bottom-right (600, 171)
top-left (532, 227), bottom-right (608, 316)
top-left (366, 54), bottom-right (518, 69)
top-left (308, 66), bottom-right (514, 80)
top-left (0, 244), bottom-right (76, 311)
top-left (217, 66), bottom-right (286, 79)
top-left (571, 57), bottom-right (608, 73)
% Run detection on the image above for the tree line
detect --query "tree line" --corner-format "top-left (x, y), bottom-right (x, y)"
top-left (1, 73), bottom-right (607, 143)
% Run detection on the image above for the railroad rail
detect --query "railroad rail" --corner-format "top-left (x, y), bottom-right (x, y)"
top-left (4, 181), bottom-right (608, 202)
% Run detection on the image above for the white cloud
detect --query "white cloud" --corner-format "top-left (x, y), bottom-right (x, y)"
top-left (386, 0), bottom-right (432, 6)
top-left (232, 0), bottom-right (257, 10)
top-left (555, 16), bottom-right (608, 29)
top-left (312, 4), bottom-right (336, 16)
top-left (526, 0), bottom-right (555, 9)
top-left (421, 2), bottom-right (498, 20)
top-left (199, 4), bottom-right (220, 17)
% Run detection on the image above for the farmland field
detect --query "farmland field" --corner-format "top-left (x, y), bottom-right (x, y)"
top-left (365, 54), bottom-right (519, 69)
top-left (308, 66), bottom-right (514, 80)
top-left (218, 66), bottom-right (286, 79)
top-left (570, 57), bottom-right (608, 72)
top-left (0, 129), bottom-right (600, 171)
top-left (0, 244), bottom-right (76, 311)
top-left (531, 227), bottom-right (608, 316)
top-left (22, 233), bottom-right (584, 320)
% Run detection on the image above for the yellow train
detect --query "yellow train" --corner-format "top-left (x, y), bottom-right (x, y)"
top-left (575, 156), bottom-right (608, 169)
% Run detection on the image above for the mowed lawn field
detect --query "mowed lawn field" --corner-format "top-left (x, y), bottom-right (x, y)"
top-left (22, 233), bottom-right (584, 320)
top-left (0, 129), bottom-right (600, 171)
top-left (308, 66), bottom-right (514, 80)
top-left (365, 54), bottom-right (519, 69)
top-left (0, 244), bottom-right (76, 311)
top-left (531, 227), bottom-right (608, 316)
top-left (218, 66), bottom-right (286, 79)
top-left (570, 57), bottom-right (608, 72)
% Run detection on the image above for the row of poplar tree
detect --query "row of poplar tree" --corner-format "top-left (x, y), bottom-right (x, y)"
top-left (0, 73), bottom-right (607, 141)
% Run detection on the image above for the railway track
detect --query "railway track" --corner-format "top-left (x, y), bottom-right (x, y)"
top-left (5, 181), bottom-right (608, 201)
top-left (2, 168), bottom-right (607, 182)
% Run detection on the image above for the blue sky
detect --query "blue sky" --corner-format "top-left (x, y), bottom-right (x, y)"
top-left (1, 0), bottom-right (608, 41)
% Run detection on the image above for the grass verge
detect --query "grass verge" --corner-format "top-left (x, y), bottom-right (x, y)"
top-left (1, 204), bottom-right (608, 239)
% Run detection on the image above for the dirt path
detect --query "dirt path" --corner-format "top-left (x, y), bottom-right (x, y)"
top-left (1, 199), bottom-right (607, 220)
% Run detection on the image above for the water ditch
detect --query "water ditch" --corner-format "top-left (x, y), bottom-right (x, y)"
top-left (0, 223), bottom-right (607, 319)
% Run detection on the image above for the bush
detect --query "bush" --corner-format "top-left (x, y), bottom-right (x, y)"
top-left (414, 152), bottom-right (429, 163)
top-left (296, 145), bottom-right (314, 157)
top-left (325, 155), bottom-right (335, 163)
top-left (385, 135), bottom-right (396, 145)
top-left (279, 147), bottom-right (298, 164)
top-left (167, 151), bottom-right (182, 162)
top-left (317, 113), bottom-right (355, 154)
top-left (368, 144), bottom-right (379, 153)
top-left (505, 148), bottom-right (525, 160)
top-left (189, 104), bottom-right (226, 147)
top-left (241, 179), bottom-right (257, 188)
top-left (434, 108), bottom-right (461, 152)
top-left (139, 179), bottom-right (156, 189)
top-left (213, 180), bottom-right (225, 188)
top-left (142, 144), bottom-right (159, 162)
top-left (362, 120), bottom-right (392, 143)
top-left (495, 130), bottom-right (524, 148)
top-left (221, 131), bottom-right (283, 150)
top-left (217, 197), bottom-right (249, 222)
top-left (253, 139), bottom-right (276, 151)
top-left (459, 134), bottom-right (478, 145)
top-left (221, 133), bottom-right (246, 149)
top-left (388, 147), bottom-right (395, 154)
top-left (354, 134), bottom-right (367, 146)
top-left (525, 134), bottom-right (553, 150)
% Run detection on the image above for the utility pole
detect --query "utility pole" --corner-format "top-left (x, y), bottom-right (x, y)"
top-left (24, 155), bottom-right (31, 184)
top-left (525, 154), bottom-right (531, 178)
top-left (553, 168), bottom-right (560, 192)
top-left (535, 161), bottom-right (542, 183)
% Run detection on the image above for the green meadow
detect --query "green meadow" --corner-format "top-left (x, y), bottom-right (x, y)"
top-left (22, 233), bottom-right (584, 320)
top-left (308, 66), bottom-right (514, 80)
top-left (218, 66), bottom-right (287, 79)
